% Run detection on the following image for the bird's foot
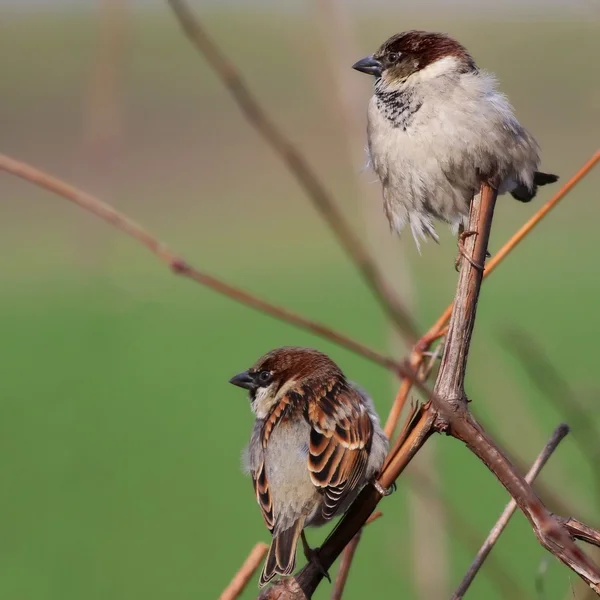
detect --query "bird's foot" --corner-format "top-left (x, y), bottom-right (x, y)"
top-left (373, 479), bottom-right (395, 496)
top-left (455, 230), bottom-right (485, 272)
top-left (301, 532), bottom-right (331, 583)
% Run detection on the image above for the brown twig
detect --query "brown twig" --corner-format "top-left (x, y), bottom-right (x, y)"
top-left (220, 543), bottom-right (269, 600)
top-left (433, 181), bottom-right (497, 402)
top-left (501, 330), bottom-right (600, 505)
top-left (165, 0), bottom-right (418, 343)
top-left (332, 402), bottom-right (422, 600)
top-left (451, 423), bottom-right (571, 600)
top-left (429, 184), bottom-right (600, 594)
top-left (334, 455), bottom-right (536, 600)
top-left (259, 181), bottom-right (600, 598)
top-left (386, 150), bottom-right (600, 439)
top-left (329, 512), bottom-right (382, 600)
top-left (409, 470), bottom-right (533, 600)
top-left (0, 152), bottom-right (404, 373)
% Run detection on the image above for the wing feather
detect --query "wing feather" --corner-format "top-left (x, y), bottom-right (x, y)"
top-left (251, 460), bottom-right (274, 532)
top-left (305, 381), bottom-right (373, 520)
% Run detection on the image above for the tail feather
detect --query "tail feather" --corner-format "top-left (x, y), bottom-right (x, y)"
top-left (533, 171), bottom-right (559, 186)
top-left (511, 171), bottom-right (559, 203)
top-left (259, 520), bottom-right (304, 588)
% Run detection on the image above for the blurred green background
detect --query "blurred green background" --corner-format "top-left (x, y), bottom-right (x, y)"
top-left (1, 2), bottom-right (599, 599)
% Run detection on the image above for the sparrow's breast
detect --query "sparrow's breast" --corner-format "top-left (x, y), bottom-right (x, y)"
top-left (264, 418), bottom-right (320, 532)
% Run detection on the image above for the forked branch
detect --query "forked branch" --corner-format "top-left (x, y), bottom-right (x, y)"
top-left (451, 423), bottom-right (571, 599)
top-left (386, 149), bottom-right (600, 439)
top-left (258, 181), bottom-right (600, 598)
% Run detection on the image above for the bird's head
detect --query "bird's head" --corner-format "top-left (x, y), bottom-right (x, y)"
top-left (352, 30), bottom-right (476, 89)
top-left (229, 346), bottom-right (344, 418)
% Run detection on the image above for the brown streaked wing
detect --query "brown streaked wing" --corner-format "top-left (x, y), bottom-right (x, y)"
top-left (305, 381), bottom-right (373, 520)
top-left (251, 460), bottom-right (274, 532)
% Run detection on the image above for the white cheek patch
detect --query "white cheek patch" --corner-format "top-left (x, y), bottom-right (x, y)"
top-left (252, 378), bottom-right (299, 419)
top-left (253, 384), bottom-right (277, 419)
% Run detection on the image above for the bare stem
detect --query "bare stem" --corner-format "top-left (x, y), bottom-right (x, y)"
top-left (386, 150), bottom-right (600, 438)
top-left (451, 423), bottom-right (571, 599)
top-left (0, 153), bottom-right (404, 372)
top-left (165, 0), bottom-right (418, 343)
top-left (259, 174), bottom-right (600, 598)
top-left (220, 543), bottom-right (269, 600)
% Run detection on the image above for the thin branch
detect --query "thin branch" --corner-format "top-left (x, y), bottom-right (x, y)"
top-left (501, 330), bottom-right (600, 505)
top-left (0, 152), bottom-right (402, 373)
top-left (364, 511), bottom-right (383, 526)
top-left (330, 512), bottom-right (382, 600)
top-left (318, 179), bottom-right (600, 598)
top-left (334, 455), bottom-right (535, 600)
top-left (450, 412), bottom-right (600, 593)
top-left (387, 150), bottom-right (600, 438)
top-left (332, 403), bottom-right (422, 600)
top-left (451, 423), bottom-right (571, 600)
top-left (263, 172), bottom-right (600, 598)
top-left (434, 182), bottom-right (492, 398)
top-left (329, 532), bottom-right (362, 600)
top-left (482, 150), bottom-right (600, 275)
top-left (429, 183), bottom-right (599, 594)
top-left (220, 543), bottom-right (269, 600)
top-left (165, 0), bottom-right (418, 343)
top-left (410, 471), bottom-right (534, 600)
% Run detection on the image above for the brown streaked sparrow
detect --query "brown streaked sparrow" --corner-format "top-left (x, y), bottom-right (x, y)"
top-left (229, 346), bottom-right (389, 587)
top-left (352, 30), bottom-right (558, 252)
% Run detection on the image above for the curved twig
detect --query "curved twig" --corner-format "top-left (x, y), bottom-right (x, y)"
top-left (165, 0), bottom-right (418, 343)
top-left (451, 423), bottom-right (571, 599)
top-left (0, 153), bottom-right (401, 373)
top-left (220, 543), bottom-right (269, 600)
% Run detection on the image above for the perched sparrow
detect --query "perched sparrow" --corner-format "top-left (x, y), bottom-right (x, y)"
top-left (352, 30), bottom-right (558, 251)
top-left (229, 346), bottom-right (388, 587)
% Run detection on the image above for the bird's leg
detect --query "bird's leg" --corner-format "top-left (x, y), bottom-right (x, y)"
top-left (455, 229), bottom-right (485, 272)
top-left (301, 531), bottom-right (331, 583)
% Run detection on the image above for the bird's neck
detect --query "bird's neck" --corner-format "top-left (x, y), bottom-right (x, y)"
top-left (374, 79), bottom-right (424, 131)
top-left (374, 72), bottom-right (460, 130)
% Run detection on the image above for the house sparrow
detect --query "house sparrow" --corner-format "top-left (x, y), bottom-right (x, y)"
top-left (229, 346), bottom-right (388, 587)
top-left (352, 30), bottom-right (558, 252)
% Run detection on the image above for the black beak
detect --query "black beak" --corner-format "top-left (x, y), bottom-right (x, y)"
top-left (229, 370), bottom-right (255, 390)
top-left (352, 55), bottom-right (382, 77)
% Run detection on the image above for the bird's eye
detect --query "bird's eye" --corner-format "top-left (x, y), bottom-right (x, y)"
top-left (257, 370), bottom-right (272, 385)
top-left (388, 52), bottom-right (400, 63)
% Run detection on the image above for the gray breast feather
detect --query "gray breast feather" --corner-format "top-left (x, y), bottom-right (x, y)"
top-left (367, 69), bottom-right (540, 249)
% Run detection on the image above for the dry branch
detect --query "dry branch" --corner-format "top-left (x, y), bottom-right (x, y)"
top-left (0, 153), bottom-right (403, 374)
top-left (451, 423), bottom-right (571, 600)
top-left (330, 512), bottom-right (382, 600)
top-left (7, 3), bottom-right (599, 593)
top-left (410, 471), bottom-right (533, 600)
top-left (220, 543), bottom-right (269, 600)
top-left (165, 0), bottom-right (418, 343)
top-left (258, 181), bottom-right (600, 599)
top-left (386, 149), bottom-right (600, 439)
top-left (9, 147), bottom-right (596, 599)
top-left (502, 330), bottom-right (600, 504)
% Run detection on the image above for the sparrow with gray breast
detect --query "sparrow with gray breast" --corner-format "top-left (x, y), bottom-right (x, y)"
top-left (352, 30), bottom-right (558, 252)
top-left (229, 346), bottom-right (388, 587)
